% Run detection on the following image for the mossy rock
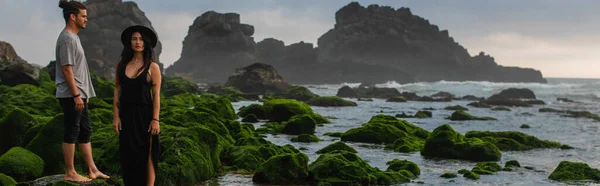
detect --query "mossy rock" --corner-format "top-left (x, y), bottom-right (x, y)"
top-left (548, 161), bottom-right (600, 182)
top-left (520, 124), bottom-right (531, 129)
top-left (324, 132), bottom-right (344, 137)
top-left (222, 137), bottom-right (300, 172)
top-left (0, 108), bottom-right (36, 155)
top-left (0, 173), bottom-right (17, 186)
top-left (206, 85), bottom-right (258, 102)
top-left (467, 102), bottom-right (492, 108)
top-left (241, 114), bottom-right (259, 123)
top-left (306, 96), bottom-right (357, 107)
top-left (291, 134), bottom-right (321, 143)
top-left (316, 142), bottom-right (357, 154)
top-left (161, 76), bottom-right (203, 97)
top-left (341, 115), bottom-right (428, 152)
top-left (465, 131), bottom-right (572, 151)
top-left (440, 172), bottom-right (457, 178)
top-left (421, 124), bottom-right (501, 162)
top-left (458, 169), bottom-right (469, 174)
top-left (281, 86), bottom-right (318, 101)
top-left (237, 104), bottom-right (267, 119)
top-left (252, 153), bottom-right (313, 185)
top-left (0, 84), bottom-right (60, 116)
top-left (281, 114), bottom-right (317, 135)
top-left (309, 151), bottom-right (411, 185)
top-left (264, 99), bottom-right (313, 122)
top-left (386, 96), bottom-right (407, 102)
top-left (414, 111), bottom-right (432, 118)
top-left (87, 97), bottom-right (113, 110)
top-left (463, 171), bottom-right (480, 180)
top-left (505, 160), bottom-right (521, 168)
top-left (0, 147), bottom-right (44, 182)
top-left (445, 105), bottom-right (468, 111)
top-left (471, 162), bottom-right (502, 175)
top-left (492, 107), bottom-right (511, 111)
top-left (385, 159), bottom-right (420, 176)
top-left (448, 110), bottom-right (496, 121)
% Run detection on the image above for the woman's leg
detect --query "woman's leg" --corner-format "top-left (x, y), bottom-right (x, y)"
top-left (147, 137), bottom-right (155, 186)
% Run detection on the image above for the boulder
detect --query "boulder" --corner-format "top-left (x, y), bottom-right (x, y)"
top-left (487, 88), bottom-right (536, 100)
top-left (0, 59), bottom-right (41, 86)
top-left (336, 86), bottom-right (358, 98)
top-left (316, 141), bottom-right (357, 154)
top-left (0, 147), bottom-right (44, 182)
top-left (421, 124), bottom-right (501, 162)
top-left (252, 153), bottom-right (313, 185)
top-left (548, 161), bottom-right (600, 182)
top-left (224, 63), bottom-right (290, 94)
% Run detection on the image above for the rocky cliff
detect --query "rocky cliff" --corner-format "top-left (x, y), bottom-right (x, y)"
top-left (0, 41), bottom-right (26, 64)
top-left (80, 0), bottom-right (163, 80)
top-left (165, 11), bottom-right (256, 83)
top-left (0, 41), bottom-right (43, 86)
top-left (316, 2), bottom-right (546, 83)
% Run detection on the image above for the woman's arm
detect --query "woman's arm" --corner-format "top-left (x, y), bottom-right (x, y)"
top-left (150, 62), bottom-right (162, 121)
top-left (113, 65), bottom-right (121, 134)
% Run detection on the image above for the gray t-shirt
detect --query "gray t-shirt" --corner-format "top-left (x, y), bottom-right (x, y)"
top-left (55, 30), bottom-right (96, 99)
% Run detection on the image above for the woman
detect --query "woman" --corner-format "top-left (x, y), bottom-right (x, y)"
top-left (112, 25), bottom-right (161, 186)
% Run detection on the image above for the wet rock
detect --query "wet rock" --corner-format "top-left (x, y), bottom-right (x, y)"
top-left (445, 105), bottom-right (468, 111)
top-left (386, 96), bottom-right (407, 102)
top-left (306, 96), bottom-right (358, 107)
top-left (336, 86), bottom-right (359, 98)
top-left (291, 134), bottom-right (321, 143)
top-left (487, 88), bottom-right (536, 100)
top-left (548, 161), bottom-right (600, 182)
top-left (440, 172), bottom-right (457, 178)
top-left (421, 124), bottom-right (501, 162)
top-left (447, 110), bottom-right (497, 121)
top-left (241, 114), bottom-right (259, 123)
top-left (224, 63), bottom-right (291, 94)
top-left (316, 141), bottom-right (357, 154)
top-left (386, 159), bottom-right (420, 176)
top-left (252, 153), bottom-right (313, 185)
top-left (464, 131), bottom-right (573, 151)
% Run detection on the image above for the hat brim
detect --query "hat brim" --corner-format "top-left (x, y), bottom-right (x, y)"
top-left (120, 25), bottom-right (158, 48)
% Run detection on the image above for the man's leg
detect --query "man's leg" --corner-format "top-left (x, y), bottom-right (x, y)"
top-left (59, 98), bottom-right (91, 182)
top-left (78, 98), bottom-right (109, 179)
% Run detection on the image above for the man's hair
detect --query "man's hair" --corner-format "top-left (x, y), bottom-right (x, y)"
top-left (58, 0), bottom-right (86, 23)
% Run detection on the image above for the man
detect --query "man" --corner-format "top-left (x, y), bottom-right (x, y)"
top-left (55, 0), bottom-right (109, 182)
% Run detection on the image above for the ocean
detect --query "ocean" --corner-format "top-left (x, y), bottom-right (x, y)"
top-left (207, 78), bottom-right (600, 186)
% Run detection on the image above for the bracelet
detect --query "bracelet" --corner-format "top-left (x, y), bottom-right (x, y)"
top-left (152, 118), bottom-right (159, 121)
top-left (73, 94), bottom-right (80, 98)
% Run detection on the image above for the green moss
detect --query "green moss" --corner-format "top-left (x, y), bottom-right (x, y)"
top-left (548, 161), bottom-right (600, 181)
top-left (324, 132), bottom-right (344, 137)
top-left (222, 137), bottom-right (299, 172)
top-left (385, 159), bottom-right (420, 176)
top-left (539, 108), bottom-right (600, 122)
top-left (465, 131), bottom-right (571, 151)
top-left (471, 162), bottom-right (502, 175)
top-left (206, 85), bottom-right (259, 102)
top-left (25, 114), bottom-right (73, 175)
top-left (237, 104), bottom-right (267, 119)
top-left (0, 84), bottom-right (60, 116)
top-left (282, 114), bottom-right (317, 135)
top-left (0, 108), bottom-right (36, 155)
top-left (505, 160), bottom-right (521, 168)
top-left (386, 96), bottom-right (407, 102)
top-left (341, 115), bottom-right (428, 153)
top-left (458, 169), bottom-right (469, 174)
top-left (87, 98), bottom-right (112, 110)
top-left (440, 172), bottom-right (457, 178)
top-left (162, 76), bottom-right (203, 97)
top-left (492, 107), bottom-right (511, 111)
top-left (463, 171), bottom-right (480, 180)
top-left (264, 99), bottom-right (313, 122)
top-left (281, 86), bottom-right (318, 101)
top-left (316, 142), bottom-right (358, 154)
top-left (421, 124), bottom-right (502, 162)
top-left (306, 96), bottom-right (357, 107)
top-left (445, 105), bottom-right (468, 111)
top-left (520, 124), bottom-right (531, 129)
top-left (291, 134), bottom-right (321, 143)
top-left (414, 111), bottom-right (432, 118)
top-left (0, 173), bottom-right (17, 186)
top-left (448, 110), bottom-right (497, 121)
top-left (309, 151), bottom-right (411, 185)
top-left (0, 147), bottom-right (44, 182)
top-left (90, 73), bottom-right (114, 99)
top-left (252, 153), bottom-right (313, 185)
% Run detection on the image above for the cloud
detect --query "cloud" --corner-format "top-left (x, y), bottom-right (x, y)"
top-left (461, 33), bottom-right (600, 78)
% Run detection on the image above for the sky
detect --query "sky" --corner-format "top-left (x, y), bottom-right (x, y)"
top-left (0, 0), bottom-right (598, 78)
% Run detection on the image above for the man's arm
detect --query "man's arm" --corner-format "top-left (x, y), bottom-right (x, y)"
top-left (61, 65), bottom-right (80, 97)
top-left (58, 39), bottom-right (84, 110)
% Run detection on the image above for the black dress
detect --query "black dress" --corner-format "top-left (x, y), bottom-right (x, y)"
top-left (118, 63), bottom-right (160, 186)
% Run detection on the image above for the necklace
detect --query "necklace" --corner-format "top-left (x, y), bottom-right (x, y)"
top-left (132, 58), bottom-right (143, 69)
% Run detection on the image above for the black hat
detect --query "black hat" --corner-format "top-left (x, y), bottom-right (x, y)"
top-left (120, 25), bottom-right (158, 48)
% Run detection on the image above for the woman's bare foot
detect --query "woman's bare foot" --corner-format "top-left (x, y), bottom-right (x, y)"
top-left (64, 171), bottom-right (92, 183)
top-left (89, 169), bottom-right (110, 179)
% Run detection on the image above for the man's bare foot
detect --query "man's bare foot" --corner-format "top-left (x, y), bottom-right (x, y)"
top-left (89, 169), bottom-right (110, 179)
top-left (64, 171), bottom-right (92, 183)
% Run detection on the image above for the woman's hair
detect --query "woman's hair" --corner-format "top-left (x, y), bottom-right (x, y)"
top-left (58, 0), bottom-right (86, 23)
top-left (115, 31), bottom-right (155, 85)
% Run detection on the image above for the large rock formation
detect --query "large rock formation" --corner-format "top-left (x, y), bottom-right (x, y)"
top-left (316, 2), bottom-right (546, 83)
top-left (255, 38), bottom-right (415, 84)
top-left (80, 0), bottom-right (163, 80)
top-left (0, 41), bottom-right (26, 64)
top-left (166, 11), bottom-right (256, 83)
